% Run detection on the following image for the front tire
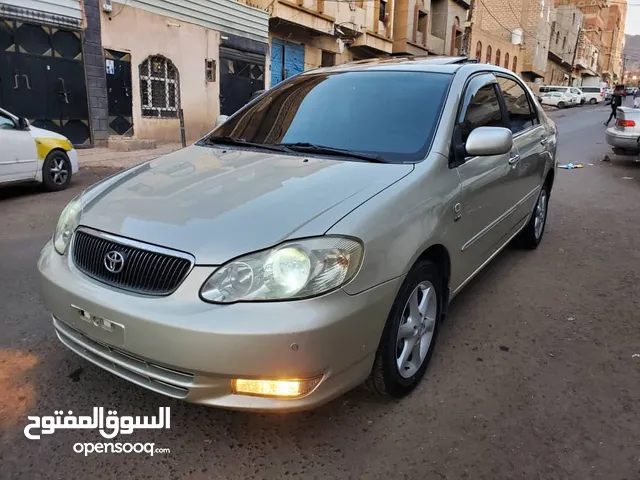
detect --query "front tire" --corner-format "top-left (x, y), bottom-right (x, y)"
top-left (557, 101), bottom-right (565, 109)
top-left (42, 150), bottom-right (72, 192)
top-left (516, 183), bottom-right (549, 249)
top-left (365, 260), bottom-right (443, 398)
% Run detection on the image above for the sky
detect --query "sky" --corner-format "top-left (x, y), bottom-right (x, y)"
top-left (626, 5), bottom-right (640, 36)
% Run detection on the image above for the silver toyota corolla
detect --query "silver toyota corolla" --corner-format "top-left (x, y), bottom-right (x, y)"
top-left (38, 57), bottom-right (558, 412)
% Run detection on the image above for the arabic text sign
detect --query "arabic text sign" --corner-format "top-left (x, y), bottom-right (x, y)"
top-left (24, 407), bottom-right (170, 440)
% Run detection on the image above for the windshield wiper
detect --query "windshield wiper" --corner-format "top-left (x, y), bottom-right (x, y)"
top-left (278, 142), bottom-right (387, 163)
top-left (204, 136), bottom-right (292, 153)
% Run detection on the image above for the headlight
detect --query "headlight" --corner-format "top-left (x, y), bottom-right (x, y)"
top-left (53, 195), bottom-right (82, 255)
top-left (200, 236), bottom-right (364, 303)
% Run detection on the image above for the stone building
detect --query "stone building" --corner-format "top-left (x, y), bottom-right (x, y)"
top-left (546, 5), bottom-right (583, 86)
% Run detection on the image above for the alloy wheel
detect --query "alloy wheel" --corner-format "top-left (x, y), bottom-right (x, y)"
top-left (534, 189), bottom-right (548, 240)
top-left (395, 281), bottom-right (438, 378)
top-left (49, 156), bottom-right (69, 186)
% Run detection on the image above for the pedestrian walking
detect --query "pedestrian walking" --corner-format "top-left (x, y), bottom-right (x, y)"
top-left (634, 82), bottom-right (640, 108)
top-left (604, 85), bottom-right (624, 126)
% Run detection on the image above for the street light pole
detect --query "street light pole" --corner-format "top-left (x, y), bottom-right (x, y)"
top-left (568, 27), bottom-right (581, 87)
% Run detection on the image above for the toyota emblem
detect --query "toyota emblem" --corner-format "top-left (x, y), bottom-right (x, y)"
top-left (104, 250), bottom-right (125, 274)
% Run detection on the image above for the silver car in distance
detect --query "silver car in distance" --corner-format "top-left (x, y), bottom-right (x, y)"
top-left (38, 57), bottom-right (558, 412)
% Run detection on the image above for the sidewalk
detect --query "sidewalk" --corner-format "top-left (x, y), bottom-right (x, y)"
top-left (77, 143), bottom-right (183, 169)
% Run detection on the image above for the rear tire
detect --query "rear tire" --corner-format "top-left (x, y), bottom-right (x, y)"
top-left (516, 183), bottom-right (549, 250)
top-left (42, 150), bottom-right (72, 192)
top-left (589, 98), bottom-right (597, 105)
top-left (365, 260), bottom-right (443, 398)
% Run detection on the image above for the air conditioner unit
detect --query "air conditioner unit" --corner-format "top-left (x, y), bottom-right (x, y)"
top-left (103, 0), bottom-right (113, 13)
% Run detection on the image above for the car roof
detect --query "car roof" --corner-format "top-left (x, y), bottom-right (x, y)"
top-left (299, 56), bottom-right (523, 77)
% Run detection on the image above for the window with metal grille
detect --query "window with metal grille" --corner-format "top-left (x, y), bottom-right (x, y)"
top-left (139, 55), bottom-right (180, 118)
top-left (205, 59), bottom-right (216, 82)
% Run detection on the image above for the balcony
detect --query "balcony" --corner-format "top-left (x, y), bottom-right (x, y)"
top-left (270, 0), bottom-right (336, 35)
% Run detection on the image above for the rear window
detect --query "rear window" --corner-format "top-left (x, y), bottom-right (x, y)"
top-left (209, 71), bottom-right (453, 164)
top-left (582, 87), bottom-right (600, 93)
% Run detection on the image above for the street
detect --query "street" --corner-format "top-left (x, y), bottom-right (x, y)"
top-left (1, 103), bottom-right (639, 479)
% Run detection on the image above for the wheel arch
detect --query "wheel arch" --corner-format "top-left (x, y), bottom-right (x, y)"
top-left (412, 243), bottom-right (452, 317)
top-left (545, 168), bottom-right (555, 193)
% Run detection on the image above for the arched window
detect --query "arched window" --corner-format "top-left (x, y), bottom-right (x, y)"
top-left (139, 55), bottom-right (180, 118)
top-left (486, 45), bottom-right (492, 64)
top-left (512, 55), bottom-right (518, 72)
top-left (495, 49), bottom-right (501, 66)
top-left (562, 36), bottom-right (567, 50)
top-left (475, 41), bottom-right (482, 61)
top-left (504, 52), bottom-right (510, 69)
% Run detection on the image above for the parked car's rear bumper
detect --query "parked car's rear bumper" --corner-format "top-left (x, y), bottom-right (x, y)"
top-left (605, 128), bottom-right (640, 151)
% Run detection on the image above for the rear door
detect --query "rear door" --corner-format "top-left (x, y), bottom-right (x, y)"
top-left (0, 111), bottom-right (37, 183)
top-left (496, 75), bottom-right (547, 228)
top-left (453, 73), bottom-right (520, 284)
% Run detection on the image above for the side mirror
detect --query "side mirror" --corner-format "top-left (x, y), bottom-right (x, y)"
top-left (17, 117), bottom-right (29, 129)
top-left (465, 126), bottom-right (513, 157)
top-left (215, 115), bottom-right (229, 128)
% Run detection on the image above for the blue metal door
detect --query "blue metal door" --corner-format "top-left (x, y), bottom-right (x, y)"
top-left (270, 39), bottom-right (305, 87)
top-left (284, 42), bottom-right (304, 79)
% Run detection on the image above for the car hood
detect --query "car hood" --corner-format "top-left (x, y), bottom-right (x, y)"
top-left (29, 125), bottom-right (69, 142)
top-left (79, 144), bottom-right (413, 264)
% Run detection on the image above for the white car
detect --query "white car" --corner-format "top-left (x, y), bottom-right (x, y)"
top-left (0, 107), bottom-right (79, 191)
top-left (569, 87), bottom-right (586, 105)
top-left (539, 92), bottom-right (576, 109)
top-left (580, 86), bottom-right (605, 104)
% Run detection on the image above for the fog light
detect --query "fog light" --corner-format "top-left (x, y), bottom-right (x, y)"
top-left (232, 376), bottom-right (322, 398)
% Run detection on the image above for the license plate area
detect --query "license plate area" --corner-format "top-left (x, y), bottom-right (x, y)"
top-left (68, 305), bottom-right (125, 347)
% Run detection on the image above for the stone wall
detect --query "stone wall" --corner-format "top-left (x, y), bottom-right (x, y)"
top-left (83, 0), bottom-right (109, 146)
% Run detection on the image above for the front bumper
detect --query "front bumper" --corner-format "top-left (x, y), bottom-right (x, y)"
top-left (37, 240), bottom-right (400, 411)
top-left (68, 149), bottom-right (79, 174)
top-left (605, 128), bottom-right (640, 151)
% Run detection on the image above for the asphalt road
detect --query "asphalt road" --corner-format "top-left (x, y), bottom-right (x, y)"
top-left (1, 105), bottom-right (639, 480)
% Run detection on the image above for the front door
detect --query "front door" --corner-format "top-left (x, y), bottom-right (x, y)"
top-left (270, 38), bottom-right (305, 87)
top-left (219, 47), bottom-right (265, 116)
top-left (496, 75), bottom-right (547, 226)
top-left (0, 20), bottom-right (90, 145)
top-left (105, 50), bottom-right (133, 136)
top-left (0, 112), bottom-right (37, 183)
top-left (452, 74), bottom-right (520, 290)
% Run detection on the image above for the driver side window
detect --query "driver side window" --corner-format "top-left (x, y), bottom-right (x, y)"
top-left (459, 84), bottom-right (505, 145)
top-left (0, 114), bottom-right (16, 130)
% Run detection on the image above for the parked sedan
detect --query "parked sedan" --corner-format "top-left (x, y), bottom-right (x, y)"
top-left (38, 57), bottom-right (557, 412)
top-left (1, 107), bottom-right (78, 191)
top-left (605, 106), bottom-right (640, 154)
top-left (540, 92), bottom-right (576, 108)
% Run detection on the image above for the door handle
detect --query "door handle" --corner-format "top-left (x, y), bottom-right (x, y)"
top-left (508, 154), bottom-right (521, 165)
top-left (540, 137), bottom-right (547, 145)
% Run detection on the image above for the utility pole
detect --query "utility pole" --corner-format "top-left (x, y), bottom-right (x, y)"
top-left (568, 27), bottom-right (581, 87)
top-left (462, 0), bottom-right (475, 57)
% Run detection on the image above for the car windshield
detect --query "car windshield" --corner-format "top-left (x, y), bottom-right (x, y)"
top-left (206, 71), bottom-right (452, 164)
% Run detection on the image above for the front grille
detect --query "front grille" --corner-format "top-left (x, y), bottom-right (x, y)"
top-left (71, 229), bottom-right (193, 296)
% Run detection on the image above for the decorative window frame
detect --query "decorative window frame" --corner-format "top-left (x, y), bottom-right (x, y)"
top-left (139, 55), bottom-right (180, 119)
